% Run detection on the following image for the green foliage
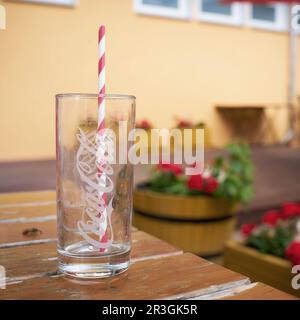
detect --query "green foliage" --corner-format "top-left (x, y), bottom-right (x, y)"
top-left (195, 122), bottom-right (205, 128)
top-left (148, 171), bottom-right (189, 195)
top-left (247, 224), bottom-right (294, 258)
top-left (213, 142), bottom-right (254, 204)
top-left (147, 142), bottom-right (254, 204)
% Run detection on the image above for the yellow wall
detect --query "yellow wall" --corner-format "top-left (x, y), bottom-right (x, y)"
top-left (0, 0), bottom-right (298, 161)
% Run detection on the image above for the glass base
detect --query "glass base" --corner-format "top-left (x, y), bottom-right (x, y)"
top-left (58, 246), bottom-right (130, 279)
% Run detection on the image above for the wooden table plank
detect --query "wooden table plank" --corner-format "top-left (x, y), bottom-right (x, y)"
top-left (220, 282), bottom-right (298, 300)
top-left (0, 253), bottom-right (248, 300)
top-left (0, 191), bottom-right (56, 205)
top-left (0, 218), bottom-right (136, 249)
top-left (0, 219), bottom-right (57, 246)
top-left (0, 204), bottom-right (56, 220)
top-left (0, 191), bottom-right (293, 300)
top-left (0, 231), bottom-right (182, 282)
top-left (0, 191), bottom-right (56, 220)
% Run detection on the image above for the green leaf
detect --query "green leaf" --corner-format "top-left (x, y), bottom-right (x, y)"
top-left (246, 224), bottom-right (294, 258)
top-left (211, 142), bottom-right (255, 204)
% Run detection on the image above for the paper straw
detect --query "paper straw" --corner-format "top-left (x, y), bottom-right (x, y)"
top-left (98, 25), bottom-right (106, 129)
top-left (98, 25), bottom-right (108, 250)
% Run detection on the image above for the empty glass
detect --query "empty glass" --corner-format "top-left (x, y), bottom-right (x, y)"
top-left (56, 94), bottom-right (135, 279)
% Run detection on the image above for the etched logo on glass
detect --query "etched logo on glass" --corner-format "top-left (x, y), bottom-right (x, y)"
top-left (75, 123), bottom-right (205, 250)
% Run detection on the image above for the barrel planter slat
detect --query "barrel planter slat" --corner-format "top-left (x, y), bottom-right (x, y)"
top-left (224, 241), bottom-right (300, 298)
top-left (133, 186), bottom-right (237, 257)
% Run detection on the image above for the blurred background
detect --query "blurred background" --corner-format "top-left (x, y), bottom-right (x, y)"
top-left (0, 0), bottom-right (300, 297)
top-left (0, 0), bottom-right (299, 161)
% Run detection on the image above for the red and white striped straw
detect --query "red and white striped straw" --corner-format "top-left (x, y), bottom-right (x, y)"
top-left (98, 25), bottom-right (106, 131)
top-left (98, 25), bottom-right (108, 250)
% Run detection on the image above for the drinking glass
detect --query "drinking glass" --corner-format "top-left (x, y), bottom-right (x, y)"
top-left (56, 93), bottom-right (135, 279)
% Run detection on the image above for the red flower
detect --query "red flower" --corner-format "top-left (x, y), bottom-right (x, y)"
top-left (188, 175), bottom-right (219, 193)
top-left (176, 119), bottom-right (193, 128)
top-left (203, 176), bottom-right (219, 193)
top-left (136, 119), bottom-right (152, 129)
top-left (240, 223), bottom-right (256, 237)
top-left (187, 174), bottom-right (204, 191)
top-left (281, 203), bottom-right (300, 220)
top-left (285, 241), bottom-right (300, 266)
top-left (261, 210), bottom-right (282, 226)
top-left (157, 163), bottom-right (183, 176)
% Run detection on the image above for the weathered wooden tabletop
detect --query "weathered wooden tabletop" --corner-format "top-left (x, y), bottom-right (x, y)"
top-left (0, 191), bottom-right (296, 300)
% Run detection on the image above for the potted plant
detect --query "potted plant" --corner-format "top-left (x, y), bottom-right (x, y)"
top-left (224, 203), bottom-right (300, 297)
top-left (133, 143), bottom-right (254, 257)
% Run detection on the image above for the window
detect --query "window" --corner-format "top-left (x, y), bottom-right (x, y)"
top-left (253, 4), bottom-right (275, 22)
top-left (15, 0), bottom-right (77, 5)
top-left (202, 0), bottom-right (231, 16)
top-left (0, 5), bottom-right (5, 30)
top-left (142, 0), bottom-right (178, 8)
top-left (247, 4), bottom-right (288, 32)
top-left (133, 1), bottom-right (289, 32)
top-left (197, 0), bottom-right (243, 26)
top-left (134, 0), bottom-right (191, 20)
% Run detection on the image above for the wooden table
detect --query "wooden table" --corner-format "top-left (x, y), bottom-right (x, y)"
top-left (0, 191), bottom-right (296, 300)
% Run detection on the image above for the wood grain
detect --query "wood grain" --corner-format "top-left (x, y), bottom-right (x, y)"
top-left (0, 231), bottom-right (181, 280)
top-left (0, 191), bottom-right (55, 205)
top-left (0, 216), bottom-right (137, 249)
top-left (0, 253), bottom-right (248, 300)
top-left (134, 188), bottom-right (236, 219)
top-left (0, 204), bottom-right (56, 220)
top-left (0, 219), bottom-right (57, 246)
top-left (0, 191), bottom-right (294, 300)
top-left (134, 212), bottom-right (236, 256)
top-left (224, 240), bottom-right (299, 297)
top-left (221, 283), bottom-right (298, 300)
top-left (0, 191), bottom-right (56, 222)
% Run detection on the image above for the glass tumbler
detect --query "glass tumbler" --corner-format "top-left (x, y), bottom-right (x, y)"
top-left (56, 94), bottom-right (135, 279)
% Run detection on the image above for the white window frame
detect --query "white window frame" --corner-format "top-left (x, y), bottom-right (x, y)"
top-left (246, 3), bottom-right (288, 32)
top-left (13, 0), bottom-right (78, 6)
top-left (196, 0), bottom-right (243, 26)
top-left (0, 5), bottom-right (6, 30)
top-left (291, 5), bottom-right (300, 35)
top-left (134, 0), bottom-right (191, 20)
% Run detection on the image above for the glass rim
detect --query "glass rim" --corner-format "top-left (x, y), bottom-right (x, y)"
top-left (56, 93), bottom-right (136, 101)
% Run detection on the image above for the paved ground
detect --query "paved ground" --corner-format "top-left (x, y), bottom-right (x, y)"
top-left (0, 146), bottom-right (299, 225)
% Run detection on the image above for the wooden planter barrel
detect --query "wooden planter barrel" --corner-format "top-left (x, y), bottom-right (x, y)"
top-left (224, 241), bottom-right (300, 298)
top-left (133, 186), bottom-right (237, 257)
